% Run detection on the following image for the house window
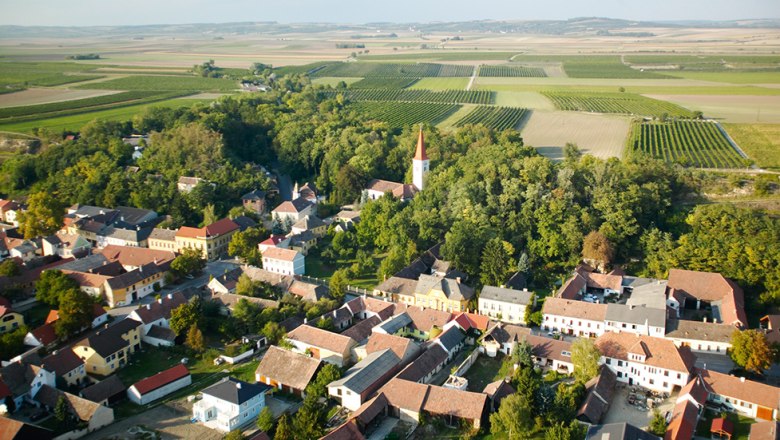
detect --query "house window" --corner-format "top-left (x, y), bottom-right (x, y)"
top-left (606, 359), bottom-right (611, 365)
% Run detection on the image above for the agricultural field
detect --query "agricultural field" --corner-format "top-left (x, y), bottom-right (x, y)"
top-left (478, 65), bottom-right (547, 78)
top-left (349, 77), bottom-right (419, 89)
top-left (627, 119), bottom-right (747, 168)
top-left (348, 101), bottom-right (461, 128)
top-left (542, 91), bottom-right (693, 117)
top-left (360, 52), bottom-right (520, 61)
top-left (407, 77), bottom-right (470, 90)
top-left (493, 91), bottom-right (555, 110)
top-left (311, 77), bottom-right (361, 87)
top-left (0, 88), bottom-right (120, 108)
top-left (76, 75), bottom-right (239, 92)
top-left (0, 62), bottom-right (104, 90)
top-left (723, 123), bottom-right (780, 170)
top-left (644, 94), bottom-right (780, 123)
top-left (455, 106), bottom-right (528, 131)
top-left (624, 55), bottom-right (780, 72)
top-left (0, 91), bottom-right (178, 121)
top-left (311, 62), bottom-right (473, 78)
top-left (322, 88), bottom-right (495, 105)
top-left (520, 110), bottom-right (630, 160)
top-left (563, 57), bottom-right (672, 79)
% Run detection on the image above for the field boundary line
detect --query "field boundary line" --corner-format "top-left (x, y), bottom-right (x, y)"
top-left (467, 66), bottom-right (477, 91)
top-left (713, 120), bottom-right (750, 161)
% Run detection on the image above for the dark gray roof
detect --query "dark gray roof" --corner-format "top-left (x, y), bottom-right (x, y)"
top-left (665, 319), bottom-right (734, 343)
top-left (290, 230), bottom-right (317, 246)
top-left (232, 216), bottom-right (257, 231)
top-left (149, 228), bottom-right (177, 241)
top-left (625, 280), bottom-right (668, 310)
top-left (293, 215), bottom-right (325, 231)
top-left (505, 272), bottom-right (527, 290)
top-left (480, 286), bottom-right (533, 305)
top-left (436, 327), bottom-right (465, 352)
top-left (415, 274), bottom-right (474, 301)
top-left (328, 349), bottom-right (400, 393)
top-left (76, 319), bottom-right (142, 357)
top-left (100, 226), bottom-right (154, 242)
top-left (586, 423), bottom-right (660, 440)
top-left (114, 206), bottom-right (157, 227)
top-left (377, 313), bottom-right (412, 335)
top-left (242, 189), bottom-right (266, 200)
top-left (70, 205), bottom-right (116, 219)
top-left (201, 377), bottom-right (270, 405)
top-left (341, 316), bottom-right (382, 343)
top-left (605, 304), bottom-right (666, 328)
top-left (80, 375), bottom-right (125, 403)
top-left (58, 254), bottom-right (110, 272)
top-left (146, 325), bottom-right (177, 342)
top-left (106, 263), bottom-right (161, 290)
top-left (395, 344), bottom-right (448, 382)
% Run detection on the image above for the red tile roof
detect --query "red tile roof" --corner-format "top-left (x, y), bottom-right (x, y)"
top-left (668, 269), bottom-right (747, 327)
top-left (698, 368), bottom-right (780, 410)
top-left (287, 325), bottom-right (356, 355)
top-left (205, 218), bottom-right (240, 237)
top-left (596, 333), bottom-right (696, 373)
top-left (131, 364), bottom-right (190, 395)
top-left (665, 399), bottom-right (699, 440)
top-left (30, 323), bottom-right (57, 346)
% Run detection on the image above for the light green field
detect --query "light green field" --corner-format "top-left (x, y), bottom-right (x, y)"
top-left (723, 123), bottom-right (780, 170)
top-left (436, 104), bottom-right (477, 130)
top-left (408, 77), bottom-right (470, 90)
top-left (0, 98), bottom-right (211, 133)
top-left (360, 51), bottom-right (519, 61)
top-left (472, 77), bottom-right (780, 95)
top-left (494, 91), bottom-right (554, 110)
top-left (311, 77), bottom-right (361, 87)
top-left (664, 71), bottom-right (780, 84)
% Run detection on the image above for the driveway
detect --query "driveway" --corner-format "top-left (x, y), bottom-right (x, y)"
top-left (694, 352), bottom-right (735, 374)
top-left (82, 400), bottom-right (222, 440)
top-left (602, 386), bottom-right (676, 429)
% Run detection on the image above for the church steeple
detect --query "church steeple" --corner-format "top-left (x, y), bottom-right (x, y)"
top-left (412, 126), bottom-right (429, 191)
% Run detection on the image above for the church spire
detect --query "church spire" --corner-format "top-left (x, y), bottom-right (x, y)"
top-left (414, 126), bottom-right (428, 161)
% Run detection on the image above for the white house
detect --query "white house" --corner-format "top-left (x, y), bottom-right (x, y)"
top-left (542, 297), bottom-right (607, 338)
top-left (193, 377), bottom-right (270, 433)
top-left (41, 231), bottom-right (91, 258)
top-left (664, 319), bottom-right (733, 355)
top-left (271, 198), bottom-right (316, 224)
top-left (604, 304), bottom-right (666, 337)
top-left (127, 292), bottom-right (187, 347)
top-left (596, 332), bottom-right (695, 393)
top-left (698, 369), bottom-right (780, 420)
top-left (261, 247), bottom-right (305, 276)
top-left (327, 349), bottom-right (401, 411)
top-left (128, 364), bottom-right (192, 405)
top-left (478, 286), bottom-right (534, 325)
top-left (0, 361), bottom-right (56, 410)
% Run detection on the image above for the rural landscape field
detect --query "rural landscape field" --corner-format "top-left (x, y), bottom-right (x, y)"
top-left (2, 6), bottom-right (780, 440)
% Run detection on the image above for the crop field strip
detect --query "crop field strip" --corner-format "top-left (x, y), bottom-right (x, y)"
top-left (0, 91), bottom-right (176, 120)
top-left (349, 101), bottom-right (461, 127)
top-left (349, 77), bottom-right (420, 89)
top-left (628, 119), bottom-right (745, 168)
top-left (454, 106), bottom-right (528, 131)
top-left (0, 61), bottom-right (106, 90)
top-left (624, 55), bottom-right (780, 71)
top-left (322, 88), bottom-right (495, 105)
top-left (477, 65), bottom-right (547, 78)
top-left (542, 91), bottom-right (693, 118)
top-left (311, 62), bottom-right (473, 78)
top-left (76, 75), bottom-right (239, 92)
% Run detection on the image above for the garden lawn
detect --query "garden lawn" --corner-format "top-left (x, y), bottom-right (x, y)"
top-left (695, 410), bottom-right (754, 440)
top-left (464, 354), bottom-right (506, 392)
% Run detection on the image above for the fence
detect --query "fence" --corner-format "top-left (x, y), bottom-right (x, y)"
top-left (451, 346), bottom-right (481, 377)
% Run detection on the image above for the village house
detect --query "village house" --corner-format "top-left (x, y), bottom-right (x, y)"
top-left (127, 364), bottom-right (191, 405)
top-left (104, 262), bottom-right (166, 306)
top-left (327, 349), bottom-right (401, 411)
top-left (0, 304), bottom-right (24, 334)
top-left (483, 379), bottom-right (516, 413)
top-left (272, 197), bottom-right (316, 224)
top-left (478, 285), bottom-right (535, 325)
top-left (35, 385), bottom-right (115, 437)
top-left (80, 374), bottom-right (127, 406)
top-left (41, 349), bottom-right (87, 387)
top-left (147, 228), bottom-right (177, 251)
top-left (576, 367), bottom-right (618, 425)
top-left (0, 360), bottom-right (55, 410)
top-left (0, 417), bottom-right (53, 439)
top-left (177, 176), bottom-right (207, 193)
top-left (286, 324), bottom-right (357, 367)
top-left (292, 182), bottom-right (319, 204)
top-left (364, 179), bottom-right (419, 202)
top-left (604, 303), bottom-right (666, 337)
top-left (557, 265), bottom-right (624, 300)
top-left (175, 218), bottom-right (240, 261)
top-left (412, 273), bottom-right (474, 313)
top-left (192, 377), bottom-right (270, 433)
top-left (666, 268), bottom-right (747, 328)
top-left (395, 344), bottom-right (449, 384)
top-left (664, 318), bottom-right (734, 355)
top-left (255, 345), bottom-right (321, 398)
top-left (73, 319), bottom-right (142, 376)
top-left (542, 297), bottom-right (607, 338)
top-left (261, 247), bottom-right (305, 275)
top-left (665, 375), bottom-right (708, 440)
top-left (431, 326), bottom-right (466, 361)
top-left (257, 234), bottom-right (291, 252)
top-left (0, 199), bottom-right (22, 226)
top-left (41, 231), bottom-right (91, 258)
top-left (291, 215), bottom-right (327, 237)
top-left (595, 332), bottom-right (696, 393)
top-left (585, 423), bottom-right (660, 440)
top-left (363, 332), bottom-right (421, 364)
top-left (698, 368), bottom-right (780, 420)
top-left (45, 303), bottom-right (108, 330)
top-left (526, 334), bottom-right (575, 373)
top-left (288, 230), bottom-right (318, 255)
top-left (127, 292), bottom-right (187, 347)
top-left (241, 189), bottom-right (267, 214)
top-left (23, 322), bottom-right (57, 349)
top-left (480, 322), bottom-right (532, 357)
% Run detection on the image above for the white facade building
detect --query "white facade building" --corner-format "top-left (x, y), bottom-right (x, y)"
top-left (478, 286), bottom-right (534, 325)
top-left (541, 298), bottom-right (607, 338)
top-left (261, 247), bottom-right (305, 276)
top-left (127, 364), bottom-right (192, 405)
top-left (193, 377), bottom-right (269, 433)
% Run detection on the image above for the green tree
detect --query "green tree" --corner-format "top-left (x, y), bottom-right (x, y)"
top-left (35, 270), bottom-right (80, 308)
top-left (480, 238), bottom-right (516, 287)
top-left (377, 244), bottom-right (406, 280)
top-left (257, 406), bottom-right (275, 432)
top-left (293, 398), bottom-right (325, 439)
top-left (55, 289), bottom-right (93, 339)
top-left (223, 430), bottom-right (244, 440)
top-left (228, 227), bottom-right (267, 266)
top-left (649, 409), bottom-right (667, 436)
top-left (489, 393), bottom-right (534, 440)
top-left (185, 324), bottom-right (206, 353)
top-left (170, 302), bottom-right (199, 336)
top-left (581, 231), bottom-right (615, 271)
top-left (203, 204), bottom-right (218, 226)
top-left (441, 220), bottom-right (490, 276)
top-left (170, 247), bottom-right (206, 276)
top-left (545, 421), bottom-right (586, 440)
top-left (54, 395), bottom-right (69, 422)
top-left (275, 413), bottom-right (294, 440)
top-left (18, 191), bottom-right (66, 239)
top-left (261, 321), bottom-right (286, 345)
top-left (329, 268), bottom-right (349, 300)
top-left (730, 329), bottom-right (772, 374)
top-left (553, 382), bottom-right (586, 423)
top-left (0, 259), bottom-right (20, 277)
top-left (563, 143), bottom-right (582, 163)
top-left (571, 338), bottom-right (601, 382)
top-left (512, 339), bottom-right (533, 368)
top-left (305, 363), bottom-right (342, 399)
top-left (0, 326), bottom-right (28, 363)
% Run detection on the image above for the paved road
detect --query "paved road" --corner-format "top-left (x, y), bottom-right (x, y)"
top-left (694, 352), bottom-right (734, 374)
top-left (276, 172), bottom-right (293, 201)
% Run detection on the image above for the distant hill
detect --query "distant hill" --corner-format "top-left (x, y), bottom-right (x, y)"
top-left (0, 18), bottom-right (778, 39)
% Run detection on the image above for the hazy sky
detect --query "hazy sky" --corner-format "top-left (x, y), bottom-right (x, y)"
top-left (0, 0), bottom-right (778, 26)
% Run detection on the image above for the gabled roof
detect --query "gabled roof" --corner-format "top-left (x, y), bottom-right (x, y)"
top-left (595, 333), bottom-right (696, 373)
top-left (292, 215), bottom-right (325, 231)
top-left (526, 334), bottom-right (573, 364)
top-left (365, 333), bottom-right (419, 361)
top-left (665, 399), bottom-right (699, 440)
top-left (106, 263), bottom-right (161, 290)
top-left (577, 367), bottom-right (617, 424)
top-left (415, 274), bottom-right (474, 302)
top-left (130, 292), bottom-right (187, 324)
top-left (30, 322), bottom-right (57, 346)
top-left (81, 375), bottom-right (125, 403)
top-left (0, 362), bottom-right (46, 397)
top-left (605, 304), bottom-right (666, 328)
top-left (255, 346), bottom-right (320, 391)
top-left (0, 416), bottom-right (53, 440)
top-left (75, 319), bottom-right (141, 357)
top-left (261, 246), bottom-right (301, 262)
top-left (341, 316), bottom-right (382, 343)
top-left (480, 286), bottom-right (533, 305)
top-left (131, 364), bottom-right (189, 395)
top-left (99, 245), bottom-right (176, 269)
top-left (321, 421), bottom-right (365, 440)
top-left (329, 349), bottom-right (400, 394)
top-left (36, 385), bottom-right (104, 422)
top-left (366, 179), bottom-right (404, 194)
top-left (405, 306), bottom-right (452, 332)
top-left (424, 385), bottom-right (487, 421)
top-left (395, 344), bottom-right (448, 383)
top-left (242, 189), bottom-right (266, 200)
top-left (483, 322), bottom-right (532, 346)
top-left (41, 349), bottom-right (84, 377)
top-left (288, 280), bottom-right (326, 302)
top-left (542, 297), bottom-right (608, 321)
top-left (587, 423), bottom-right (660, 440)
top-left (146, 325), bottom-right (176, 342)
top-left (149, 228), bottom-right (177, 241)
top-left (483, 379), bottom-right (515, 401)
top-left (678, 375), bottom-right (708, 406)
top-left (201, 377), bottom-right (269, 405)
top-left (435, 326), bottom-right (465, 352)
top-left (272, 197), bottom-right (313, 214)
top-left (557, 273), bottom-right (587, 299)
top-left (374, 276), bottom-right (418, 298)
top-left (287, 325), bottom-right (356, 355)
top-left (667, 269), bottom-right (747, 327)
top-left (665, 319), bottom-right (734, 343)
top-left (751, 421), bottom-right (780, 440)
top-left (698, 368), bottom-right (780, 410)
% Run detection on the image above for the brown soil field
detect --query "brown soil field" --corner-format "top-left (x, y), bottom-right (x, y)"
top-left (645, 94), bottom-right (780, 123)
top-left (0, 88), bottom-right (121, 108)
top-left (520, 110), bottom-right (631, 160)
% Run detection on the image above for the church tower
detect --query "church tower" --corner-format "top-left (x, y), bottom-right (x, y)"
top-left (412, 127), bottom-right (429, 191)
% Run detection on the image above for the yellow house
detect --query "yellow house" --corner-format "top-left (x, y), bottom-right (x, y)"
top-left (413, 274), bottom-right (475, 313)
top-left (174, 218), bottom-right (240, 261)
top-left (42, 348), bottom-right (87, 387)
top-left (74, 319), bottom-right (142, 376)
top-left (103, 263), bottom-right (166, 307)
top-left (0, 306), bottom-right (24, 334)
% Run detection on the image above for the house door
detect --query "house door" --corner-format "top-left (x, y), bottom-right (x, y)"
top-left (757, 406), bottom-right (773, 420)
top-left (628, 378), bottom-right (633, 385)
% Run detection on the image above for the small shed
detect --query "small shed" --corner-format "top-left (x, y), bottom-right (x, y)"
top-left (711, 418), bottom-right (734, 440)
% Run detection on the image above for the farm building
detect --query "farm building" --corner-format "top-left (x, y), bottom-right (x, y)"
top-left (255, 346), bottom-right (321, 398)
top-left (127, 364), bottom-right (191, 405)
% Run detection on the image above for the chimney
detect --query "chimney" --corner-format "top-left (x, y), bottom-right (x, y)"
top-left (236, 382), bottom-right (242, 389)
top-left (703, 316), bottom-right (707, 323)
top-left (167, 293), bottom-right (173, 300)
top-left (146, 304), bottom-right (151, 310)
top-left (104, 323), bottom-right (109, 329)
top-left (99, 210), bottom-right (105, 215)
top-left (456, 277), bottom-right (461, 284)
top-left (740, 377), bottom-right (746, 382)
